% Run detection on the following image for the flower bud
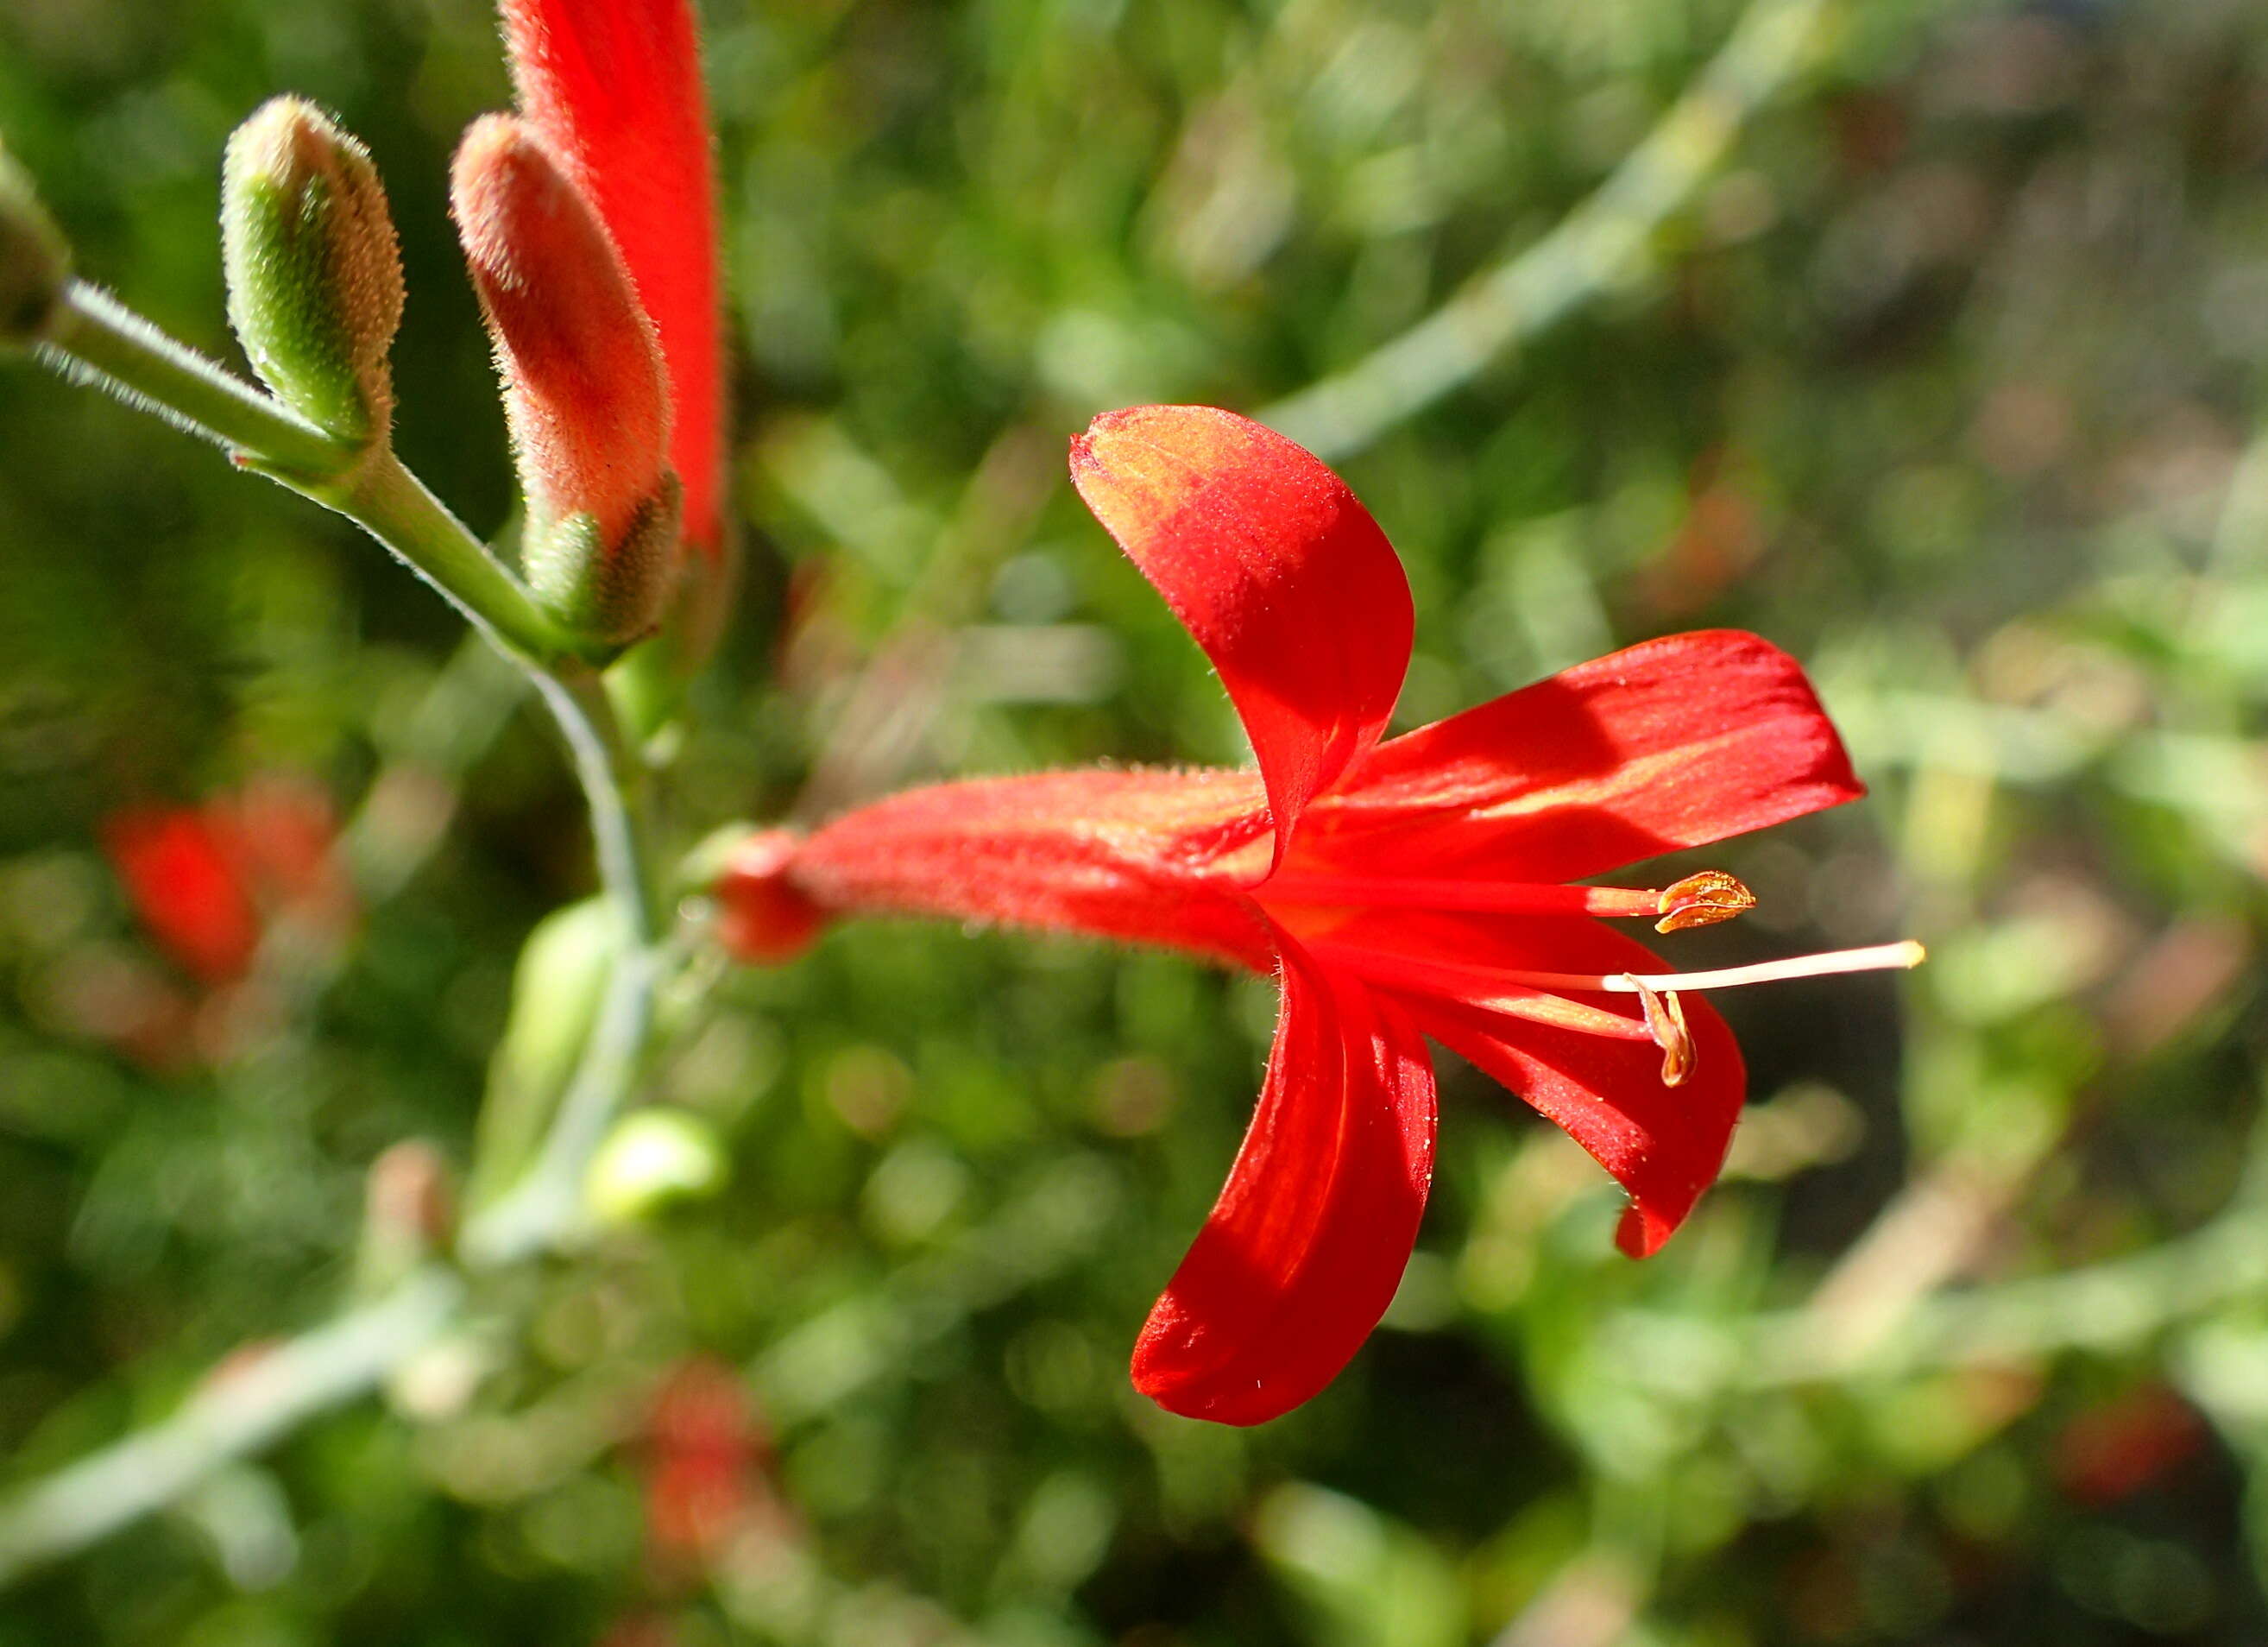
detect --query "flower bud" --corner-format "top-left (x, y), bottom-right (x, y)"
top-left (220, 98), bottom-right (404, 445)
top-left (0, 138), bottom-right (70, 349)
top-left (586, 1109), bottom-right (727, 1226)
top-left (450, 114), bottom-right (678, 645)
top-left (356, 1138), bottom-right (455, 1292)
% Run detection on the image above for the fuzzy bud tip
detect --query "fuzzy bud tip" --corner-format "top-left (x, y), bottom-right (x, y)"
top-left (0, 139), bottom-right (70, 349)
top-left (450, 115), bottom-right (673, 542)
top-left (221, 97), bottom-right (404, 444)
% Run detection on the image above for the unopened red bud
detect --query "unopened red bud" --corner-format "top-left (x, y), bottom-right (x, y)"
top-left (714, 830), bottom-right (828, 963)
top-left (221, 98), bottom-right (403, 444)
top-left (450, 114), bottom-right (677, 643)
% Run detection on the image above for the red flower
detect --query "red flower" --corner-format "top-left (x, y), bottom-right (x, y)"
top-left (103, 807), bottom-right (262, 986)
top-left (104, 777), bottom-right (354, 988)
top-left (720, 406), bottom-right (1918, 1425)
top-left (498, 0), bottom-right (723, 555)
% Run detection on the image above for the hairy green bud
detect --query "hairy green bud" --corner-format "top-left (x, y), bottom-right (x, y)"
top-left (0, 140), bottom-right (70, 349)
top-left (221, 97), bottom-right (404, 445)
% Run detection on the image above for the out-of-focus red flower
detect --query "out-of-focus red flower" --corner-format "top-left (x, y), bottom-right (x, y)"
top-left (640, 1358), bottom-right (776, 1568)
top-left (499, 0), bottom-right (723, 556)
top-left (104, 808), bottom-right (262, 985)
top-left (720, 406), bottom-right (1918, 1425)
top-left (2055, 1382), bottom-right (2208, 1506)
top-left (104, 777), bottom-right (351, 988)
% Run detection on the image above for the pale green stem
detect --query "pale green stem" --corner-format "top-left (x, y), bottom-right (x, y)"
top-left (1262, 0), bottom-right (1842, 462)
top-left (41, 281), bottom-right (352, 475)
top-left (318, 449), bottom-right (591, 669)
top-left (458, 672), bottom-right (663, 1266)
top-left (37, 281), bottom-right (588, 667)
top-left (0, 274), bottom-right (674, 1583)
top-left (0, 1270), bottom-right (461, 1587)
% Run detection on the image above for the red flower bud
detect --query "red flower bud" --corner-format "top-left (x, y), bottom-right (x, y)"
top-left (500, 0), bottom-right (723, 556)
top-left (450, 114), bottom-right (677, 643)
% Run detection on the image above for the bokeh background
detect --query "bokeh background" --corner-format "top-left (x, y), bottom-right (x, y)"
top-left (5, 0), bottom-right (2268, 1640)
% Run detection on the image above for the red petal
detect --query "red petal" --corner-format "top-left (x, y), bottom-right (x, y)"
top-left (1132, 939), bottom-right (1436, 1424)
top-left (450, 117), bottom-right (671, 546)
top-left (1295, 630), bottom-right (1862, 886)
top-left (1373, 912), bottom-right (1744, 1257)
top-left (103, 808), bottom-right (262, 985)
top-left (790, 768), bottom-right (1277, 970)
top-left (501, 0), bottom-right (724, 552)
top-left (1069, 407), bottom-right (1412, 868)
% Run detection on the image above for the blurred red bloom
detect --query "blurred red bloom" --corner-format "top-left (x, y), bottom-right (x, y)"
top-left (104, 808), bottom-right (262, 985)
top-left (104, 776), bottom-right (350, 987)
top-left (639, 1358), bottom-right (778, 1569)
top-left (721, 406), bottom-right (1916, 1424)
top-left (2055, 1381), bottom-right (2208, 1506)
top-left (499, 0), bottom-right (723, 555)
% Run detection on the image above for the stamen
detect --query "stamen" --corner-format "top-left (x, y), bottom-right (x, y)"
top-left (1259, 872), bottom-right (1663, 920)
top-left (1310, 943), bottom-right (1653, 1041)
top-left (1654, 870), bottom-right (1756, 935)
top-left (1625, 975), bottom-right (1694, 1087)
top-left (1507, 940), bottom-right (1927, 995)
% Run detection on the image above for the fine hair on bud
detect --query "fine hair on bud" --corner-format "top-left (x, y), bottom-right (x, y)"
top-left (524, 472), bottom-right (684, 647)
top-left (449, 115), bottom-right (675, 618)
top-left (221, 97), bottom-right (404, 445)
top-left (0, 138), bottom-right (71, 349)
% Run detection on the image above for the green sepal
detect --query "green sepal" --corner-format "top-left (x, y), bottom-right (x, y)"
top-left (524, 471), bottom-right (684, 648)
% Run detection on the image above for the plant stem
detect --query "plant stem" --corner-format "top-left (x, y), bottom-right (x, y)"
top-left (321, 448), bottom-right (590, 669)
top-left (1261, 0), bottom-right (1843, 462)
top-left (0, 1270), bottom-right (461, 1588)
top-left (41, 282), bottom-right (354, 475)
top-left (458, 672), bottom-right (664, 1265)
top-left (37, 281), bottom-right (589, 669)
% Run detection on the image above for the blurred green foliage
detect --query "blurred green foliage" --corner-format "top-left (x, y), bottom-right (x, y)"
top-left (7, 0), bottom-right (2268, 1642)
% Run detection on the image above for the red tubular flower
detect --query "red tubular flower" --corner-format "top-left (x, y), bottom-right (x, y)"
top-left (718, 405), bottom-right (1918, 1425)
top-left (499, 0), bottom-right (723, 555)
top-left (450, 115), bottom-right (671, 553)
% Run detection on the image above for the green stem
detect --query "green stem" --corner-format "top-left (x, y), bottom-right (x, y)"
top-left (38, 281), bottom-right (589, 669)
top-left (320, 448), bottom-right (589, 669)
top-left (458, 672), bottom-right (664, 1265)
top-left (43, 282), bottom-right (353, 476)
top-left (1261, 0), bottom-right (1843, 461)
top-left (0, 1270), bottom-right (461, 1588)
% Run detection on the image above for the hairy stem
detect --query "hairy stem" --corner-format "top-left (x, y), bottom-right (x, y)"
top-left (36, 282), bottom-right (587, 668)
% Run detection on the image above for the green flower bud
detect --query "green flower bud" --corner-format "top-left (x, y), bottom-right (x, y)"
top-left (221, 97), bottom-right (403, 445)
top-left (0, 140), bottom-right (70, 349)
top-left (585, 1108), bottom-right (728, 1226)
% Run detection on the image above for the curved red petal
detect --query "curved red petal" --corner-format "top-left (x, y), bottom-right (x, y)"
top-left (1297, 630), bottom-right (1862, 886)
top-left (1132, 940), bottom-right (1436, 1424)
top-left (790, 767), bottom-right (1276, 970)
top-left (501, 0), bottom-right (724, 552)
top-left (1069, 407), bottom-right (1412, 868)
top-left (1370, 912), bottom-right (1745, 1258)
